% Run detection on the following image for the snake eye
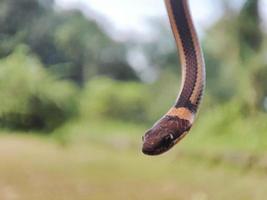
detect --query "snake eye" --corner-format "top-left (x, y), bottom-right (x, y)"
top-left (165, 133), bottom-right (174, 141)
top-left (161, 133), bottom-right (174, 147)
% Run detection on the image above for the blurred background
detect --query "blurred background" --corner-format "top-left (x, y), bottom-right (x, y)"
top-left (0, 0), bottom-right (267, 199)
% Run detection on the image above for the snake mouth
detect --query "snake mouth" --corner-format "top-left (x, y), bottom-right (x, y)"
top-left (142, 147), bottom-right (156, 155)
top-left (142, 146), bottom-right (168, 156)
top-left (142, 142), bottom-right (175, 155)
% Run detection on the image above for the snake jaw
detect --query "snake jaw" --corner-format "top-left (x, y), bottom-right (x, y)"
top-left (142, 115), bottom-right (191, 155)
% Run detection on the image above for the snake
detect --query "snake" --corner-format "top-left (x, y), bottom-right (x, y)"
top-left (142, 0), bottom-right (205, 155)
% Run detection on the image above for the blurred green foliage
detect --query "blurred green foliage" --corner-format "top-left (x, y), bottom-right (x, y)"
top-left (0, 46), bottom-right (78, 130)
top-left (0, 0), bottom-right (138, 84)
top-left (80, 77), bottom-right (148, 122)
top-left (202, 0), bottom-right (267, 111)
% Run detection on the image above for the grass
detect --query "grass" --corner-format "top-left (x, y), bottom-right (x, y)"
top-left (0, 124), bottom-right (267, 200)
top-left (0, 101), bottom-right (267, 200)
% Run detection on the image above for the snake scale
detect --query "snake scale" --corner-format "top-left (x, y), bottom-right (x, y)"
top-left (142, 0), bottom-right (205, 155)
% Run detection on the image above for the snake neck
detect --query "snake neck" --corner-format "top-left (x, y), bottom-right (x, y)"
top-left (165, 0), bottom-right (205, 114)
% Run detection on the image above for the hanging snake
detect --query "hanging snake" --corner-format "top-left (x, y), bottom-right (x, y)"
top-left (142, 0), bottom-right (205, 155)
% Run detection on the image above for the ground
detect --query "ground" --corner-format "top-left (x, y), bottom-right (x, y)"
top-left (0, 131), bottom-right (267, 200)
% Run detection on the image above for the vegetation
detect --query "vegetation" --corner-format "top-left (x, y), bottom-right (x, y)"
top-left (0, 46), bottom-right (79, 130)
top-left (0, 132), bottom-right (267, 200)
top-left (0, 0), bottom-right (267, 199)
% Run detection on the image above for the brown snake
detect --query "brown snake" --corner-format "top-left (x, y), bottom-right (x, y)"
top-left (142, 0), bottom-right (205, 155)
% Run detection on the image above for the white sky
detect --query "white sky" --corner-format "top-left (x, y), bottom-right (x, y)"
top-left (54, 0), bottom-right (248, 40)
top-left (54, 0), bottom-right (267, 43)
top-left (55, 0), bottom-right (216, 29)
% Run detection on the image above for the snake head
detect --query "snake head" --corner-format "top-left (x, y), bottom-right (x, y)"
top-left (142, 115), bottom-right (191, 155)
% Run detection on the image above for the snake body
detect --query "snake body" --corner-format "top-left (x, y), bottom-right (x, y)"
top-left (142, 0), bottom-right (205, 155)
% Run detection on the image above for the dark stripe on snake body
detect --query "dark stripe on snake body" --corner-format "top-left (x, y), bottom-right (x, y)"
top-left (169, 0), bottom-right (198, 111)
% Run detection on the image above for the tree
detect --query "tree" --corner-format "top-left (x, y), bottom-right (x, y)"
top-left (0, 0), bottom-right (139, 85)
